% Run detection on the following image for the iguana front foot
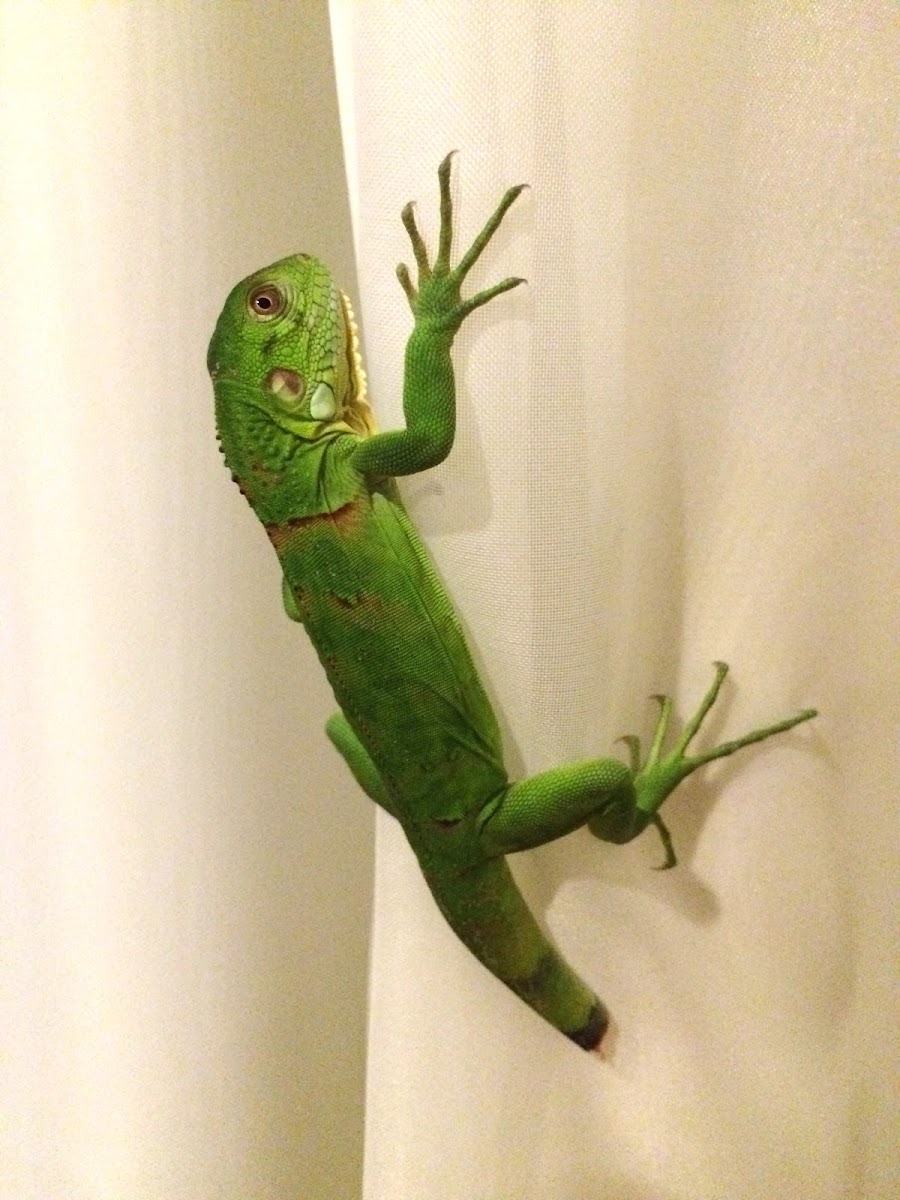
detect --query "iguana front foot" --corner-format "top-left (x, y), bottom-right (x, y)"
top-left (618, 662), bottom-right (818, 868)
top-left (396, 151), bottom-right (527, 334)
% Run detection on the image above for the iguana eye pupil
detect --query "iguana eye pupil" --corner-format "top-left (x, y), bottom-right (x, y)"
top-left (248, 285), bottom-right (285, 318)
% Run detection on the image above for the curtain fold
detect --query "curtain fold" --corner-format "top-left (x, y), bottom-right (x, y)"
top-left (1, 4), bottom-right (369, 1197)
top-left (330, 3), bottom-right (897, 1197)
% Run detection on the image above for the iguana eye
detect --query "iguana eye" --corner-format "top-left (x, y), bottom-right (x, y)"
top-left (248, 285), bottom-right (286, 319)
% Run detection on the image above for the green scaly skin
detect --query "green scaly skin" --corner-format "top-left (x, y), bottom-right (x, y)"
top-left (208, 155), bottom-right (817, 1052)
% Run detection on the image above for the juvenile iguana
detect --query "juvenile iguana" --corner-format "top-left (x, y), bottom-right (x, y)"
top-left (208, 155), bottom-right (816, 1052)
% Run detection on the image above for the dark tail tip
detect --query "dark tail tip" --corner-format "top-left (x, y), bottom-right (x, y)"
top-left (568, 1001), bottom-right (610, 1052)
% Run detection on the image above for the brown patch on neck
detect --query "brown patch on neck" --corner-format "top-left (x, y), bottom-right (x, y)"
top-left (265, 498), bottom-right (364, 552)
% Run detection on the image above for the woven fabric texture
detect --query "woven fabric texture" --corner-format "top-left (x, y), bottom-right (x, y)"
top-left (331, 3), bottom-right (897, 1197)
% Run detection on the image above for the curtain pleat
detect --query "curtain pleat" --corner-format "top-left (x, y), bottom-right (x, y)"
top-left (329, 3), bottom-right (898, 1197)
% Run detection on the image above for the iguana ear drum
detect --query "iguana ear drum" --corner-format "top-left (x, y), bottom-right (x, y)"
top-left (267, 368), bottom-right (305, 410)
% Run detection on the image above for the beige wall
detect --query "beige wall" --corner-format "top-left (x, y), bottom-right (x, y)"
top-left (0, 3), bottom-right (371, 1197)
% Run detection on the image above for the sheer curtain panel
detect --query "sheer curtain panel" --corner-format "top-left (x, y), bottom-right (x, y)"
top-left (329, 3), bottom-right (898, 1198)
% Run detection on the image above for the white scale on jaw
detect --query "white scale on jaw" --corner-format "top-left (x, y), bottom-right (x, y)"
top-left (309, 381), bottom-right (337, 419)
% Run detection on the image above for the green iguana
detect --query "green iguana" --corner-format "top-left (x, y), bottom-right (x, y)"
top-left (208, 155), bottom-right (816, 1052)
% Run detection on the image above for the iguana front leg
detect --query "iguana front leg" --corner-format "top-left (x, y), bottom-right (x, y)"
top-left (351, 153), bottom-right (526, 478)
top-left (479, 663), bottom-right (817, 868)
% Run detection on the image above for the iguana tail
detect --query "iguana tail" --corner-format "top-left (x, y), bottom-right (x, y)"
top-left (423, 856), bottom-right (607, 1051)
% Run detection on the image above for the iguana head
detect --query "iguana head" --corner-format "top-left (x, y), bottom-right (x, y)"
top-left (208, 254), bottom-right (375, 513)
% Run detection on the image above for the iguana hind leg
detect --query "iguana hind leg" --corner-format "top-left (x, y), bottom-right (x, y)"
top-left (622, 661), bottom-right (817, 813)
top-left (478, 663), bottom-right (817, 869)
top-left (592, 662), bottom-right (817, 866)
top-left (477, 758), bottom-right (640, 858)
top-left (326, 712), bottom-right (398, 818)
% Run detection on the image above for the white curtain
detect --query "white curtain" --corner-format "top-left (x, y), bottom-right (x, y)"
top-left (2, 3), bottom-right (895, 1198)
top-left (330, 3), bottom-right (898, 1198)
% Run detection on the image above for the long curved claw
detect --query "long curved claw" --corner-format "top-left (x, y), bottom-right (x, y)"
top-left (454, 182), bottom-right (528, 284)
top-left (456, 274), bottom-right (527, 320)
top-left (397, 154), bottom-right (529, 333)
top-left (673, 660), bottom-right (728, 756)
top-left (650, 814), bottom-right (678, 870)
top-left (630, 662), bottom-right (818, 857)
top-left (396, 261), bottom-right (417, 311)
top-left (687, 704), bottom-right (818, 769)
top-left (616, 733), bottom-right (642, 775)
top-left (435, 150), bottom-right (457, 272)
top-left (647, 693), bottom-right (673, 767)
top-left (400, 201), bottom-right (432, 281)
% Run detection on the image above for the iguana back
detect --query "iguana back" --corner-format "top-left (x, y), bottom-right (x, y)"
top-left (265, 468), bottom-right (509, 831)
